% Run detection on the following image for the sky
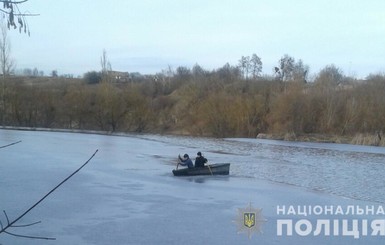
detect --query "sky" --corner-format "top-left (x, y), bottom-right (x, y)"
top-left (7, 0), bottom-right (385, 78)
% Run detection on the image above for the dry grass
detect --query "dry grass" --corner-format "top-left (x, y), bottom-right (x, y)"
top-left (351, 133), bottom-right (384, 146)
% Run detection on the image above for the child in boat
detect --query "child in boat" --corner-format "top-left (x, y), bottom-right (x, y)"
top-left (178, 154), bottom-right (194, 168)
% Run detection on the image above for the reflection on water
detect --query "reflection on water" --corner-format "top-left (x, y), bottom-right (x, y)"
top-left (141, 135), bottom-right (385, 204)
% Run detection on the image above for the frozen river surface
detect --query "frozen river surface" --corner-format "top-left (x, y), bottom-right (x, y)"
top-left (1, 129), bottom-right (385, 244)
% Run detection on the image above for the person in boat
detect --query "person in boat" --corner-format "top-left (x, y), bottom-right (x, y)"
top-left (194, 151), bottom-right (208, 168)
top-left (178, 154), bottom-right (194, 169)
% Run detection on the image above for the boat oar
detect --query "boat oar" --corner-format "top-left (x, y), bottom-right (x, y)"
top-left (176, 155), bottom-right (181, 170)
top-left (206, 162), bottom-right (213, 176)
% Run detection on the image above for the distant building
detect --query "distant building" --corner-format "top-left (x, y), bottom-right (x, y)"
top-left (108, 71), bottom-right (130, 82)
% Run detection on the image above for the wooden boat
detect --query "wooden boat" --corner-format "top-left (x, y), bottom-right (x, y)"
top-left (172, 163), bottom-right (230, 176)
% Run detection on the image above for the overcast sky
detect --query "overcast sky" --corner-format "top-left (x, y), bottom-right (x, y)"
top-left (8, 0), bottom-right (385, 78)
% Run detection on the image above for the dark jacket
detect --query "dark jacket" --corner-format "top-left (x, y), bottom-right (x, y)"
top-left (195, 156), bottom-right (208, 168)
top-left (178, 155), bottom-right (194, 168)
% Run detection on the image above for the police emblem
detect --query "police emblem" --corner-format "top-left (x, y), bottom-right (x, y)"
top-left (234, 203), bottom-right (267, 239)
top-left (244, 212), bottom-right (255, 228)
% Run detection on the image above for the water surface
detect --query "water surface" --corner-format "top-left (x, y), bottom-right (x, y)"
top-left (1, 130), bottom-right (384, 245)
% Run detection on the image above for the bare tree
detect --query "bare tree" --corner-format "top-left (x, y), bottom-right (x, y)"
top-left (292, 59), bottom-right (309, 83)
top-left (51, 70), bottom-right (58, 77)
top-left (192, 63), bottom-right (207, 78)
top-left (250, 53), bottom-right (262, 79)
top-left (238, 56), bottom-right (246, 78)
top-left (275, 55), bottom-right (309, 83)
top-left (277, 54), bottom-right (295, 82)
top-left (315, 64), bottom-right (344, 87)
top-left (100, 49), bottom-right (112, 82)
top-left (238, 56), bottom-right (251, 79)
top-left (0, 19), bottom-right (15, 78)
top-left (0, 18), bottom-right (15, 125)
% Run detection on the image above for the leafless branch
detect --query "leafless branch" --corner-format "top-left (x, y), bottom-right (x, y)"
top-left (3, 230), bottom-right (55, 240)
top-left (9, 220), bottom-right (42, 228)
top-left (0, 8), bottom-right (38, 16)
top-left (0, 0), bottom-right (38, 35)
top-left (0, 149), bottom-right (99, 241)
top-left (0, 140), bottom-right (21, 149)
top-left (0, 1), bottom-right (29, 4)
top-left (0, 211), bottom-right (52, 240)
top-left (3, 211), bottom-right (9, 226)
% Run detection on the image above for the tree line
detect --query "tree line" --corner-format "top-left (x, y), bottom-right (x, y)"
top-left (0, 59), bottom-right (385, 145)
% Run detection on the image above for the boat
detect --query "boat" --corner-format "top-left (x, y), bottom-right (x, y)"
top-left (172, 163), bottom-right (230, 176)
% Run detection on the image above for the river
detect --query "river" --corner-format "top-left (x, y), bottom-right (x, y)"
top-left (141, 134), bottom-right (385, 204)
top-left (1, 129), bottom-right (384, 244)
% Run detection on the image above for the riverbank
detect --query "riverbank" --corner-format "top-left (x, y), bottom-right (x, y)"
top-left (2, 74), bottom-right (385, 146)
top-left (2, 125), bottom-right (384, 148)
top-left (257, 132), bottom-right (385, 147)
